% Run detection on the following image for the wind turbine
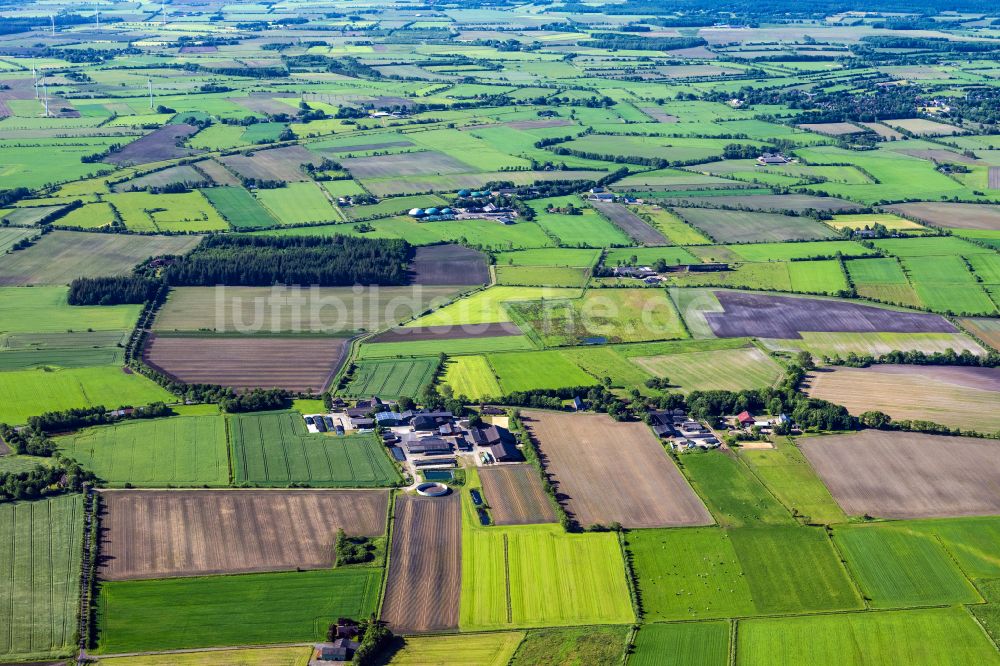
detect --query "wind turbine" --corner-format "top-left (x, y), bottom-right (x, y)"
top-left (148, 78), bottom-right (154, 109)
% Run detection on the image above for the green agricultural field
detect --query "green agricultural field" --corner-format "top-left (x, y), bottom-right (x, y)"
top-left (0, 287), bottom-right (140, 334)
top-left (971, 578), bottom-right (1000, 647)
top-left (494, 248), bottom-right (600, 267)
top-left (739, 440), bottom-right (847, 525)
top-left (508, 289), bottom-right (688, 346)
top-left (833, 523), bottom-right (981, 608)
top-left (531, 196), bottom-right (632, 247)
top-left (229, 411), bottom-right (401, 487)
top-left (908, 516), bottom-right (1000, 579)
top-left (407, 286), bottom-right (582, 327)
top-left (488, 350), bottom-right (599, 393)
top-left (460, 518), bottom-right (633, 630)
top-left (56, 415), bottom-right (229, 487)
top-left (729, 526), bottom-right (862, 615)
top-left (604, 246), bottom-right (700, 266)
top-left (630, 622), bottom-right (730, 666)
top-left (341, 357), bottom-right (438, 400)
top-left (442, 355), bottom-right (502, 400)
top-left (736, 608), bottom-right (1000, 666)
top-left (390, 633), bottom-right (525, 666)
top-left (680, 453), bottom-right (795, 527)
top-left (495, 265), bottom-right (590, 288)
top-left (255, 182), bottom-right (340, 225)
top-left (633, 206), bottom-right (714, 245)
top-left (0, 345), bottom-right (124, 370)
top-left (357, 336), bottom-right (534, 360)
top-left (627, 527), bottom-right (755, 622)
top-left (96, 646), bottom-right (312, 666)
top-left (201, 186), bottom-right (278, 229)
top-left (0, 366), bottom-right (175, 426)
top-left (630, 346), bottom-right (784, 393)
top-left (510, 626), bottom-right (630, 666)
top-left (96, 568), bottom-right (382, 653)
top-left (558, 346), bottom-right (652, 389)
top-left (873, 236), bottom-right (995, 258)
top-left (727, 241), bottom-right (875, 262)
top-left (0, 495), bottom-right (82, 663)
top-left (106, 191), bottom-right (229, 232)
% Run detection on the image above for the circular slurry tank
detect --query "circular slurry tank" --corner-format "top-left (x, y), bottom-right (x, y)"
top-left (416, 482), bottom-right (450, 497)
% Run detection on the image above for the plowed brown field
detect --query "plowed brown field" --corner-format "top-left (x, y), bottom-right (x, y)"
top-left (381, 495), bottom-right (461, 633)
top-left (479, 464), bottom-right (558, 525)
top-left (800, 431), bottom-right (1000, 519)
top-left (99, 489), bottom-right (389, 580)
top-left (143, 334), bottom-right (348, 392)
top-left (521, 411), bottom-right (712, 529)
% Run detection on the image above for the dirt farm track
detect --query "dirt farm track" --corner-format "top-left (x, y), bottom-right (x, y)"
top-left (99, 489), bottom-right (389, 580)
top-left (522, 410), bottom-right (712, 529)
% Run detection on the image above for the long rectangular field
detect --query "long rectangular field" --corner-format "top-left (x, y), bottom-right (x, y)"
top-left (521, 410), bottom-right (712, 528)
top-left (100, 489), bottom-right (389, 580)
top-left (229, 411), bottom-right (401, 487)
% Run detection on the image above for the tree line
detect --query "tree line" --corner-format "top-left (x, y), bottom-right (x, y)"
top-left (68, 276), bottom-right (162, 306)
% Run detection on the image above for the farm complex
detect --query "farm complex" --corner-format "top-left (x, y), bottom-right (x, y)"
top-left (1, 0), bottom-right (1000, 664)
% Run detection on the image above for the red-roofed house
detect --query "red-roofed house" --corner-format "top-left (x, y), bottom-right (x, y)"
top-left (736, 411), bottom-right (755, 427)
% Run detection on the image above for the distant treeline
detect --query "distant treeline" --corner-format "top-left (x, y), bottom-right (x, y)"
top-left (579, 34), bottom-right (707, 51)
top-left (68, 276), bottom-right (161, 306)
top-left (154, 235), bottom-right (411, 287)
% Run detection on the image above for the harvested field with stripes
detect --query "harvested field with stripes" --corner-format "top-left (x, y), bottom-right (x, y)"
top-left (805, 365), bottom-right (1000, 433)
top-left (799, 430), bottom-right (1000, 519)
top-left (143, 334), bottom-right (348, 392)
top-left (381, 495), bottom-right (462, 634)
top-left (590, 201), bottom-right (668, 245)
top-left (479, 464), bottom-right (558, 525)
top-left (99, 490), bottom-right (389, 580)
top-left (0, 495), bottom-right (82, 663)
top-left (521, 411), bottom-right (712, 529)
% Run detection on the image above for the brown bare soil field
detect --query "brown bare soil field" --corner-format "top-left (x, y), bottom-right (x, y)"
top-left (112, 165), bottom-right (207, 193)
top-left (318, 140), bottom-right (415, 154)
top-left (960, 317), bottom-right (1000, 350)
top-left (797, 122), bottom-right (865, 136)
top-left (227, 95), bottom-right (298, 115)
top-left (884, 117), bottom-right (963, 136)
top-left (381, 495), bottom-right (461, 633)
top-left (105, 124), bottom-right (203, 166)
top-left (479, 464), bottom-right (558, 525)
top-left (990, 167), bottom-right (1000, 190)
top-left (369, 322), bottom-right (520, 343)
top-left (885, 202), bottom-right (1000, 231)
top-left (637, 107), bottom-right (679, 123)
top-left (143, 334), bottom-right (348, 392)
top-left (521, 411), bottom-right (712, 529)
top-left (590, 201), bottom-right (669, 245)
top-left (0, 231), bottom-right (201, 286)
top-left (799, 430), bottom-right (1000, 519)
top-left (707, 291), bottom-right (955, 339)
top-left (804, 365), bottom-right (1000, 433)
top-left (221, 145), bottom-right (324, 183)
top-left (409, 244), bottom-right (489, 286)
top-left (153, 285), bottom-right (467, 333)
top-left (99, 489), bottom-right (389, 580)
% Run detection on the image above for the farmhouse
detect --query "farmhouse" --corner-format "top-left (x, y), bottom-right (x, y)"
top-left (313, 638), bottom-right (360, 662)
top-left (757, 152), bottom-right (790, 165)
top-left (737, 411), bottom-right (756, 427)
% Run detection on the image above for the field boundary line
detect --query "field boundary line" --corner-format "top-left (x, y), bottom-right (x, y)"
top-left (729, 618), bottom-right (738, 666)
top-left (223, 416), bottom-right (234, 486)
top-left (930, 532), bottom-right (986, 605)
top-left (374, 489), bottom-right (397, 619)
top-left (503, 533), bottom-right (512, 624)
top-left (618, 530), bottom-right (642, 623)
top-left (964, 604), bottom-right (1000, 653)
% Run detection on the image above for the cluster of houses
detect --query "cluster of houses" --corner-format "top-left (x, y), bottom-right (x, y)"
top-left (586, 186), bottom-right (642, 204)
top-left (757, 152), bottom-right (792, 166)
top-left (648, 409), bottom-right (721, 451)
top-left (311, 620), bottom-right (361, 663)
top-left (305, 397), bottom-right (524, 480)
top-left (611, 262), bottom-right (730, 283)
top-left (732, 411), bottom-right (794, 434)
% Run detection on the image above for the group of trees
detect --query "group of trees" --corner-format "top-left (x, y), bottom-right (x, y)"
top-left (68, 276), bottom-right (162, 306)
top-left (334, 529), bottom-right (376, 565)
top-left (217, 389), bottom-right (291, 413)
top-left (0, 461), bottom-right (95, 503)
top-left (158, 235), bottom-right (411, 287)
